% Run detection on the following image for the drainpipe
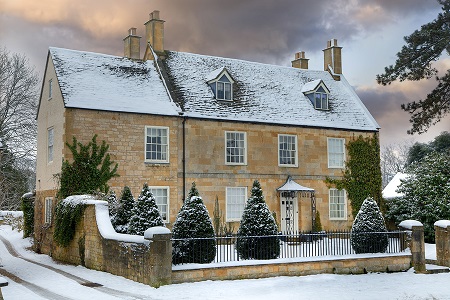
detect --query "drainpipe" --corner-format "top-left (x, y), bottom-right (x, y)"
top-left (181, 113), bottom-right (186, 202)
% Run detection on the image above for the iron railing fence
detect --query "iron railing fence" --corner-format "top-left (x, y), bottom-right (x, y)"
top-left (171, 230), bottom-right (409, 265)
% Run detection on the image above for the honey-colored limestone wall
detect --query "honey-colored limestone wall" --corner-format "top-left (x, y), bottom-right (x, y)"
top-left (183, 118), bottom-right (376, 231)
top-left (36, 55), bottom-right (66, 193)
top-left (36, 101), bottom-right (377, 234)
top-left (172, 255), bottom-right (411, 283)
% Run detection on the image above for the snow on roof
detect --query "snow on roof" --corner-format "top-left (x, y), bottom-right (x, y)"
top-left (205, 67), bottom-right (226, 82)
top-left (301, 79), bottom-right (322, 93)
top-left (49, 47), bottom-right (180, 116)
top-left (382, 172), bottom-right (409, 199)
top-left (163, 51), bottom-right (380, 131)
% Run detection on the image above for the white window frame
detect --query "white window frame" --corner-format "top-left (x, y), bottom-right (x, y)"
top-left (225, 131), bottom-right (247, 165)
top-left (208, 71), bottom-right (234, 101)
top-left (44, 197), bottom-right (53, 224)
top-left (148, 186), bottom-right (169, 223)
top-left (145, 126), bottom-right (169, 163)
top-left (47, 127), bottom-right (54, 163)
top-left (329, 188), bottom-right (347, 220)
top-left (327, 137), bottom-right (345, 168)
top-left (226, 187), bottom-right (247, 221)
top-left (278, 134), bottom-right (298, 167)
top-left (48, 79), bottom-right (53, 99)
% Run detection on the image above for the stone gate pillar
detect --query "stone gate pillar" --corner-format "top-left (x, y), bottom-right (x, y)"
top-left (399, 220), bottom-right (426, 273)
top-left (144, 227), bottom-right (172, 287)
top-left (434, 220), bottom-right (450, 267)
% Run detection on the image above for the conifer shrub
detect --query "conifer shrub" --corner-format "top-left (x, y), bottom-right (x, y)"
top-left (236, 180), bottom-right (280, 260)
top-left (127, 183), bottom-right (164, 236)
top-left (172, 183), bottom-right (216, 265)
top-left (111, 186), bottom-right (135, 233)
top-left (21, 194), bottom-right (34, 238)
top-left (351, 197), bottom-right (389, 254)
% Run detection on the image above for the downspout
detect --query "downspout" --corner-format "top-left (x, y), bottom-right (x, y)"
top-left (181, 114), bottom-right (186, 202)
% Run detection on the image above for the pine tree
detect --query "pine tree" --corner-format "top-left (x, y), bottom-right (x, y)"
top-left (351, 197), bottom-right (388, 254)
top-left (106, 191), bottom-right (118, 220)
top-left (111, 186), bottom-right (135, 233)
top-left (127, 183), bottom-right (164, 236)
top-left (376, 0), bottom-right (450, 135)
top-left (236, 180), bottom-right (280, 260)
top-left (172, 182), bottom-right (216, 264)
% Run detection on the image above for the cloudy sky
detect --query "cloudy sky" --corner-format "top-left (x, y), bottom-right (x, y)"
top-left (1, 0), bottom-right (449, 147)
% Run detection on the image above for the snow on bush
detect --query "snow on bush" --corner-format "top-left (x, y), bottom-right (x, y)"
top-left (127, 183), bottom-right (164, 236)
top-left (351, 197), bottom-right (388, 254)
top-left (111, 186), bottom-right (135, 233)
top-left (236, 180), bottom-right (280, 260)
top-left (386, 151), bottom-right (450, 242)
top-left (172, 183), bottom-right (216, 265)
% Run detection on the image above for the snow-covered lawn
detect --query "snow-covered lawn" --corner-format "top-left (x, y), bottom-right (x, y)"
top-left (1, 225), bottom-right (450, 300)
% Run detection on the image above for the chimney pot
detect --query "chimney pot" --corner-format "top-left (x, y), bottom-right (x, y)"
top-left (151, 10), bottom-right (160, 20)
top-left (129, 27), bottom-right (137, 36)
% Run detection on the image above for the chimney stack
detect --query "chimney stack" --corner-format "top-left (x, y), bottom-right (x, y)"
top-left (323, 39), bottom-right (342, 79)
top-left (291, 51), bottom-right (309, 69)
top-left (123, 28), bottom-right (141, 59)
top-left (145, 10), bottom-right (165, 55)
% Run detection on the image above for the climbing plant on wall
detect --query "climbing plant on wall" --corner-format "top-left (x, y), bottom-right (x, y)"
top-left (326, 134), bottom-right (383, 218)
top-left (53, 135), bottom-right (119, 247)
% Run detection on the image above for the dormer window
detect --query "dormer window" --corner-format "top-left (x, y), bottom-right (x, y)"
top-left (206, 67), bottom-right (234, 101)
top-left (301, 79), bottom-right (330, 110)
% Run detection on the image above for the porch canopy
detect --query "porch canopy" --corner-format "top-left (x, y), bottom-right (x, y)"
top-left (277, 176), bottom-right (315, 192)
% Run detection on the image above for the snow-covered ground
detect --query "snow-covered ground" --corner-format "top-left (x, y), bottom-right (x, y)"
top-left (1, 225), bottom-right (450, 300)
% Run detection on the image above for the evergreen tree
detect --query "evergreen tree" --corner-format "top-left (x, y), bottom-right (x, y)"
top-left (236, 180), bottom-right (280, 260)
top-left (127, 183), bottom-right (164, 236)
top-left (106, 191), bottom-right (118, 219)
top-left (57, 135), bottom-right (118, 199)
top-left (351, 197), bottom-right (388, 254)
top-left (172, 183), bottom-right (216, 265)
top-left (111, 186), bottom-right (135, 233)
top-left (387, 152), bottom-right (450, 242)
top-left (377, 0), bottom-right (450, 135)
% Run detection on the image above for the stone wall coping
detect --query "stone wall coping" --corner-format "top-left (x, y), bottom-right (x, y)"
top-left (144, 226), bottom-right (171, 240)
top-left (93, 200), bottom-right (145, 244)
top-left (399, 220), bottom-right (423, 229)
top-left (173, 252), bottom-right (411, 271)
top-left (435, 220), bottom-right (450, 229)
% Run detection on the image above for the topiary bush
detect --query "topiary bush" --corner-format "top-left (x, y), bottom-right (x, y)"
top-left (236, 180), bottom-right (280, 260)
top-left (351, 197), bottom-right (388, 254)
top-left (172, 183), bottom-right (216, 265)
top-left (111, 186), bottom-right (135, 233)
top-left (127, 183), bottom-right (164, 236)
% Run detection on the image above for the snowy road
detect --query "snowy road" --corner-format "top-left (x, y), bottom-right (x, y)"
top-left (1, 225), bottom-right (450, 300)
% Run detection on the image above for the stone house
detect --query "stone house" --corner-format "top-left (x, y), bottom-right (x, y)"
top-left (35, 10), bottom-right (379, 252)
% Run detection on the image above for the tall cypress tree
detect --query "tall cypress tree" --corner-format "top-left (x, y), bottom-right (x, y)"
top-left (172, 182), bottom-right (216, 264)
top-left (236, 180), bottom-right (280, 260)
top-left (127, 183), bottom-right (164, 236)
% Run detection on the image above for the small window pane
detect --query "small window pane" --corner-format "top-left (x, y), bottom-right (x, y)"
top-left (224, 83), bottom-right (231, 100)
top-left (217, 82), bottom-right (225, 99)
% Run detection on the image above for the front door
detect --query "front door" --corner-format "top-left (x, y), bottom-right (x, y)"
top-left (280, 193), bottom-right (298, 234)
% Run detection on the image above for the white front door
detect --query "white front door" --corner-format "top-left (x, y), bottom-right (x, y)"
top-left (280, 194), bottom-right (298, 234)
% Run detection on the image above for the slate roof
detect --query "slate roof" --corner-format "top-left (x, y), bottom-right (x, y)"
top-left (48, 47), bottom-right (379, 132)
top-left (162, 51), bottom-right (379, 131)
top-left (49, 47), bottom-right (180, 116)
